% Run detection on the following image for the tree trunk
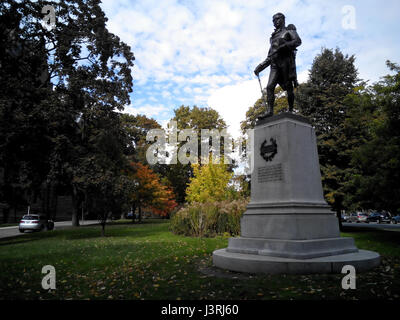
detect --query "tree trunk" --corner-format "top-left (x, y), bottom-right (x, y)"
top-left (41, 181), bottom-right (51, 220)
top-left (100, 208), bottom-right (108, 237)
top-left (3, 207), bottom-right (9, 224)
top-left (52, 191), bottom-right (58, 221)
top-left (131, 203), bottom-right (136, 224)
top-left (72, 205), bottom-right (80, 226)
top-left (336, 209), bottom-right (343, 231)
top-left (71, 186), bottom-right (80, 227)
top-left (138, 205), bottom-right (142, 223)
top-left (101, 221), bottom-right (106, 237)
top-left (49, 182), bottom-right (57, 221)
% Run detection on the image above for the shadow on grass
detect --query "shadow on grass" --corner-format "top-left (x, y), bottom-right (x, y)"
top-left (0, 227), bottom-right (75, 246)
top-left (343, 225), bottom-right (400, 238)
top-left (341, 225), bottom-right (390, 233)
top-left (0, 236), bottom-right (44, 246)
top-left (107, 219), bottom-right (169, 226)
top-left (64, 222), bottom-right (170, 240)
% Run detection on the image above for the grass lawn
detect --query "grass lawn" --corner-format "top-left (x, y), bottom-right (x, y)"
top-left (0, 219), bottom-right (399, 300)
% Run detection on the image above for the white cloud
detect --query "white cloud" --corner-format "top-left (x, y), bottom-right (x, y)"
top-left (297, 69), bottom-right (309, 84)
top-left (183, 87), bottom-right (192, 94)
top-left (193, 87), bottom-right (203, 94)
top-left (161, 91), bottom-right (171, 99)
top-left (125, 104), bottom-right (168, 118)
top-left (207, 77), bottom-right (265, 138)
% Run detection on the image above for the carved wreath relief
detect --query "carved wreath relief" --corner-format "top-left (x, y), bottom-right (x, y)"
top-left (260, 138), bottom-right (277, 162)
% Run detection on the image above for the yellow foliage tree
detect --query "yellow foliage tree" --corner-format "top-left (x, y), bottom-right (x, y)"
top-left (185, 161), bottom-right (234, 203)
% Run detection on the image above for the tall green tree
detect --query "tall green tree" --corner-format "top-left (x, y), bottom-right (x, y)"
top-left (0, 2), bottom-right (55, 220)
top-left (0, 0), bottom-right (135, 227)
top-left (295, 48), bottom-right (360, 229)
top-left (120, 113), bottom-right (161, 163)
top-left (344, 61), bottom-right (400, 215)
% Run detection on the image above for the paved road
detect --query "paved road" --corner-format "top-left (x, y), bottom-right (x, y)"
top-left (0, 220), bottom-right (99, 240)
top-left (342, 221), bottom-right (400, 231)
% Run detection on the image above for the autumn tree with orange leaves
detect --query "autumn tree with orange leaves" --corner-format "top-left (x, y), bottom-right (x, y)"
top-left (127, 162), bottom-right (177, 221)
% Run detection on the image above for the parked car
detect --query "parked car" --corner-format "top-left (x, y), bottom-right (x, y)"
top-left (347, 212), bottom-right (369, 223)
top-left (367, 212), bottom-right (391, 224)
top-left (391, 215), bottom-right (400, 224)
top-left (19, 215), bottom-right (54, 233)
top-left (126, 211), bottom-right (138, 219)
top-left (341, 214), bottom-right (348, 222)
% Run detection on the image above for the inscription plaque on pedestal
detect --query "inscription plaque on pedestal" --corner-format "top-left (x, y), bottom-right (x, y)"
top-left (257, 164), bottom-right (283, 183)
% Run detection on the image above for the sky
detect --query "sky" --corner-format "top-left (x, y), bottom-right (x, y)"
top-left (99, 0), bottom-right (400, 137)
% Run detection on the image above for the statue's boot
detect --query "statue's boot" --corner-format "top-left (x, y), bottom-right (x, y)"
top-left (267, 105), bottom-right (274, 117)
top-left (259, 103), bottom-right (274, 119)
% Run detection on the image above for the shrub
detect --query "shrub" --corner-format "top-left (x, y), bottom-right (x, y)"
top-left (170, 198), bottom-right (249, 237)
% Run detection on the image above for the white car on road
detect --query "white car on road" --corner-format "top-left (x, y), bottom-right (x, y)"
top-left (19, 215), bottom-right (54, 233)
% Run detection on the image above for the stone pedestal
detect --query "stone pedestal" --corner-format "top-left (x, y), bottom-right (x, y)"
top-left (213, 113), bottom-right (380, 274)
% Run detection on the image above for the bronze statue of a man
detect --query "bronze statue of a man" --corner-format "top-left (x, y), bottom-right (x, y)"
top-left (254, 13), bottom-right (301, 118)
